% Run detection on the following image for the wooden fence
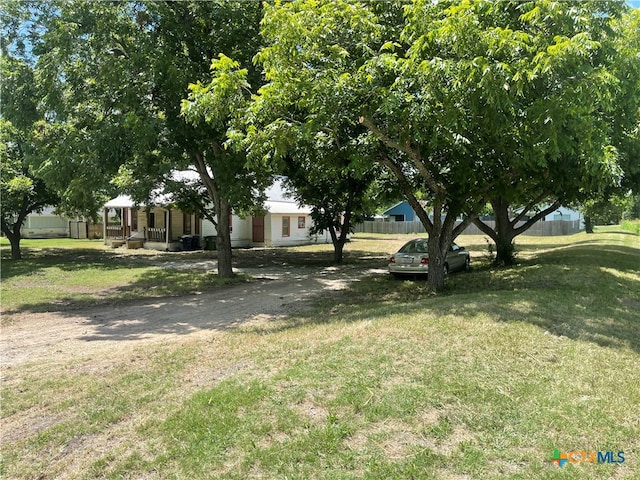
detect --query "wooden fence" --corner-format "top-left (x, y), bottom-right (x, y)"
top-left (353, 219), bottom-right (582, 236)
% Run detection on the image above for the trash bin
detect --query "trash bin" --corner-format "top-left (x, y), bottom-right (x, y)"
top-left (204, 235), bottom-right (217, 251)
top-left (192, 235), bottom-right (200, 250)
top-left (181, 235), bottom-right (193, 251)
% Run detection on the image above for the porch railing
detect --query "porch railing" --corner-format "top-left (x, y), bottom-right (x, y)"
top-left (146, 227), bottom-right (167, 242)
top-left (106, 224), bottom-right (130, 239)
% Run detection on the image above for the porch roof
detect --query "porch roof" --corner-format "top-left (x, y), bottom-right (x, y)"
top-left (104, 195), bottom-right (136, 208)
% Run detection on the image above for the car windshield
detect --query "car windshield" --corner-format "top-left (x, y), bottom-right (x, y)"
top-left (399, 240), bottom-right (428, 254)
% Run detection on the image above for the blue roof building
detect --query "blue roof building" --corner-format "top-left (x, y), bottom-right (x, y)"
top-left (382, 201), bottom-right (417, 221)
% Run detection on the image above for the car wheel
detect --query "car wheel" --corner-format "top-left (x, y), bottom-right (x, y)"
top-left (464, 257), bottom-right (470, 271)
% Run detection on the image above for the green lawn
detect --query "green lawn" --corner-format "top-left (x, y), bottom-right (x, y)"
top-left (0, 238), bottom-right (248, 316)
top-left (1, 229), bottom-right (639, 479)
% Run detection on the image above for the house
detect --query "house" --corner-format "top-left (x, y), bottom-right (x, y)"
top-left (382, 201), bottom-right (418, 222)
top-left (541, 206), bottom-right (582, 222)
top-left (253, 180), bottom-right (331, 247)
top-left (383, 200), bottom-right (582, 223)
top-left (103, 178), bottom-right (330, 251)
top-left (103, 195), bottom-right (196, 250)
top-left (20, 207), bottom-right (70, 238)
top-left (20, 207), bottom-right (100, 239)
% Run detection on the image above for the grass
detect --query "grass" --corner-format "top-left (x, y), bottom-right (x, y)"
top-left (1, 229), bottom-right (639, 479)
top-left (0, 238), bottom-right (251, 316)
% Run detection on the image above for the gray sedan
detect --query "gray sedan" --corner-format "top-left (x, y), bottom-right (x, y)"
top-left (388, 238), bottom-right (470, 277)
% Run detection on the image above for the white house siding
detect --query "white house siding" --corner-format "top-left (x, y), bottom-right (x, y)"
top-left (21, 213), bottom-right (69, 238)
top-left (201, 214), bottom-right (251, 247)
top-left (265, 213), bottom-right (309, 246)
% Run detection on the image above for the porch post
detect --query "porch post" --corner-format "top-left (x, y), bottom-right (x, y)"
top-left (103, 208), bottom-right (108, 244)
top-left (165, 209), bottom-right (170, 249)
top-left (122, 207), bottom-right (129, 238)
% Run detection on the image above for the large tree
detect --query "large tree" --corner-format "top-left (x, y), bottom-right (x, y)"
top-left (19, 1), bottom-right (269, 277)
top-left (256, 0), bottom-right (489, 286)
top-left (256, 0), bottom-right (637, 286)
top-left (278, 140), bottom-right (381, 265)
top-left (469, 2), bottom-right (640, 263)
top-left (253, 0), bottom-right (408, 266)
top-left (0, 52), bottom-right (59, 260)
top-left (0, 121), bottom-right (58, 260)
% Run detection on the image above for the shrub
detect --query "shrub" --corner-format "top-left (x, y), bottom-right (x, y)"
top-left (621, 219), bottom-right (640, 235)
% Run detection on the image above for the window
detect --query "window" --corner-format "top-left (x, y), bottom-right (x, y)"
top-left (183, 213), bottom-right (192, 234)
top-left (148, 212), bottom-right (156, 228)
top-left (282, 216), bottom-right (290, 237)
top-left (229, 214), bottom-right (233, 233)
top-left (298, 216), bottom-right (306, 229)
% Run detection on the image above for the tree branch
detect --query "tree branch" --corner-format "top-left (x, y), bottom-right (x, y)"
top-left (471, 217), bottom-right (499, 242)
top-left (511, 192), bottom-right (551, 225)
top-left (359, 115), bottom-right (444, 197)
top-left (513, 200), bottom-right (562, 236)
top-left (378, 151), bottom-right (434, 234)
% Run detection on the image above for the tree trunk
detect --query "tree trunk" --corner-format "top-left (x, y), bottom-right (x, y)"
top-left (333, 240), bottom-right (345, 264)
top-left (493, 200), bottom-right (516, 265)
top-left (328, 225), bottom-right (345, 264)
top-left (216, 200), bottom-right (234, 278)
top-left (9, 234), bottom-right (22, 260)
top-left (426, 233), bottom-right (447, 288)
top-left (584, 215), bottom-right (594, 234)
top-left (1, 224), bottom-right (23, 260)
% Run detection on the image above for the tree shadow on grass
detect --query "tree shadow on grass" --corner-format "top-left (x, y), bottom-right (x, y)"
top-left (258, 242), bottom-right (640, 354)
top-left (0, 247), bottom-right (154, 281)
top-left (4, 235), bottom-right (638, 354)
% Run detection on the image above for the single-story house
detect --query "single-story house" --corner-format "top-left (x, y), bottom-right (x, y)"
top-left (20, 208), bottom-right (100, 239)
top-left (541, 206), bottom-right (582, 222)
top-left (20, 207), bottom-right (70, 238)
top-left (382, 201), bottom-right (418, 222)
top-left (383, 200), bottom-right (581, 223)
top-left (103, 178), bottom-right (330, 251)
top-left (381, 200), bottom-right (462, 223)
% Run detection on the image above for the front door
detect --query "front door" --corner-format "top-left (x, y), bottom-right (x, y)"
top-left (252, 216), bottom-right (265, 243)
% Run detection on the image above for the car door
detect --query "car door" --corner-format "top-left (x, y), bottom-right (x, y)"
top-left (448, 243), bottom-right (464, 271)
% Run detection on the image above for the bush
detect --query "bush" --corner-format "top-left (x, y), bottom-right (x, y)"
top-left (621, 219), bottom-right (640, 235)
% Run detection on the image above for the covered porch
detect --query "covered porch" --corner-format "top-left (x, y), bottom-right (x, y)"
top-left (103, 195), bottom-right (194, 251)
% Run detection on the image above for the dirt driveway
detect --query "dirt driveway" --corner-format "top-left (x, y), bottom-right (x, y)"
top-left (0, 263), bottom-right (385, 368)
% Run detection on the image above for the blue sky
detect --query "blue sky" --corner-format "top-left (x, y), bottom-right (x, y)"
top-left (628, 0), bottom-right (640, 7)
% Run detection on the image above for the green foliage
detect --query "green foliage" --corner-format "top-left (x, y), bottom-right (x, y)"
top-left (0, 54), bottom-right (59, 258)
top-left (621, 219), bottom-right (640, 235)
top-left (252, 1), bottom-right (396, 261)
top-left (252, 0), bottom-right (640, 285)
top-left (581, 194), bottom-right (632, 226)
top-left (13, 1), bottom-right (269, 276)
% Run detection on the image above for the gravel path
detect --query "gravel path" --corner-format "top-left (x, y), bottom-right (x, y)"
top-left (0, 264), bottom-right (385, 368)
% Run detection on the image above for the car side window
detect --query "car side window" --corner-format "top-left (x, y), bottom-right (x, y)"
top-left (450, 244), bottom-right (459, 252)
top-left (415, 241), bottom-right (428, 253)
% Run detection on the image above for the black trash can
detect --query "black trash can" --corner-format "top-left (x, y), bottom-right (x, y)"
top-left (181, 235), bottom-right (193, 251)
top-left (204, 235), bottom-right (217, 251)
top-left (192, 235), bottom-right (200, 250)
